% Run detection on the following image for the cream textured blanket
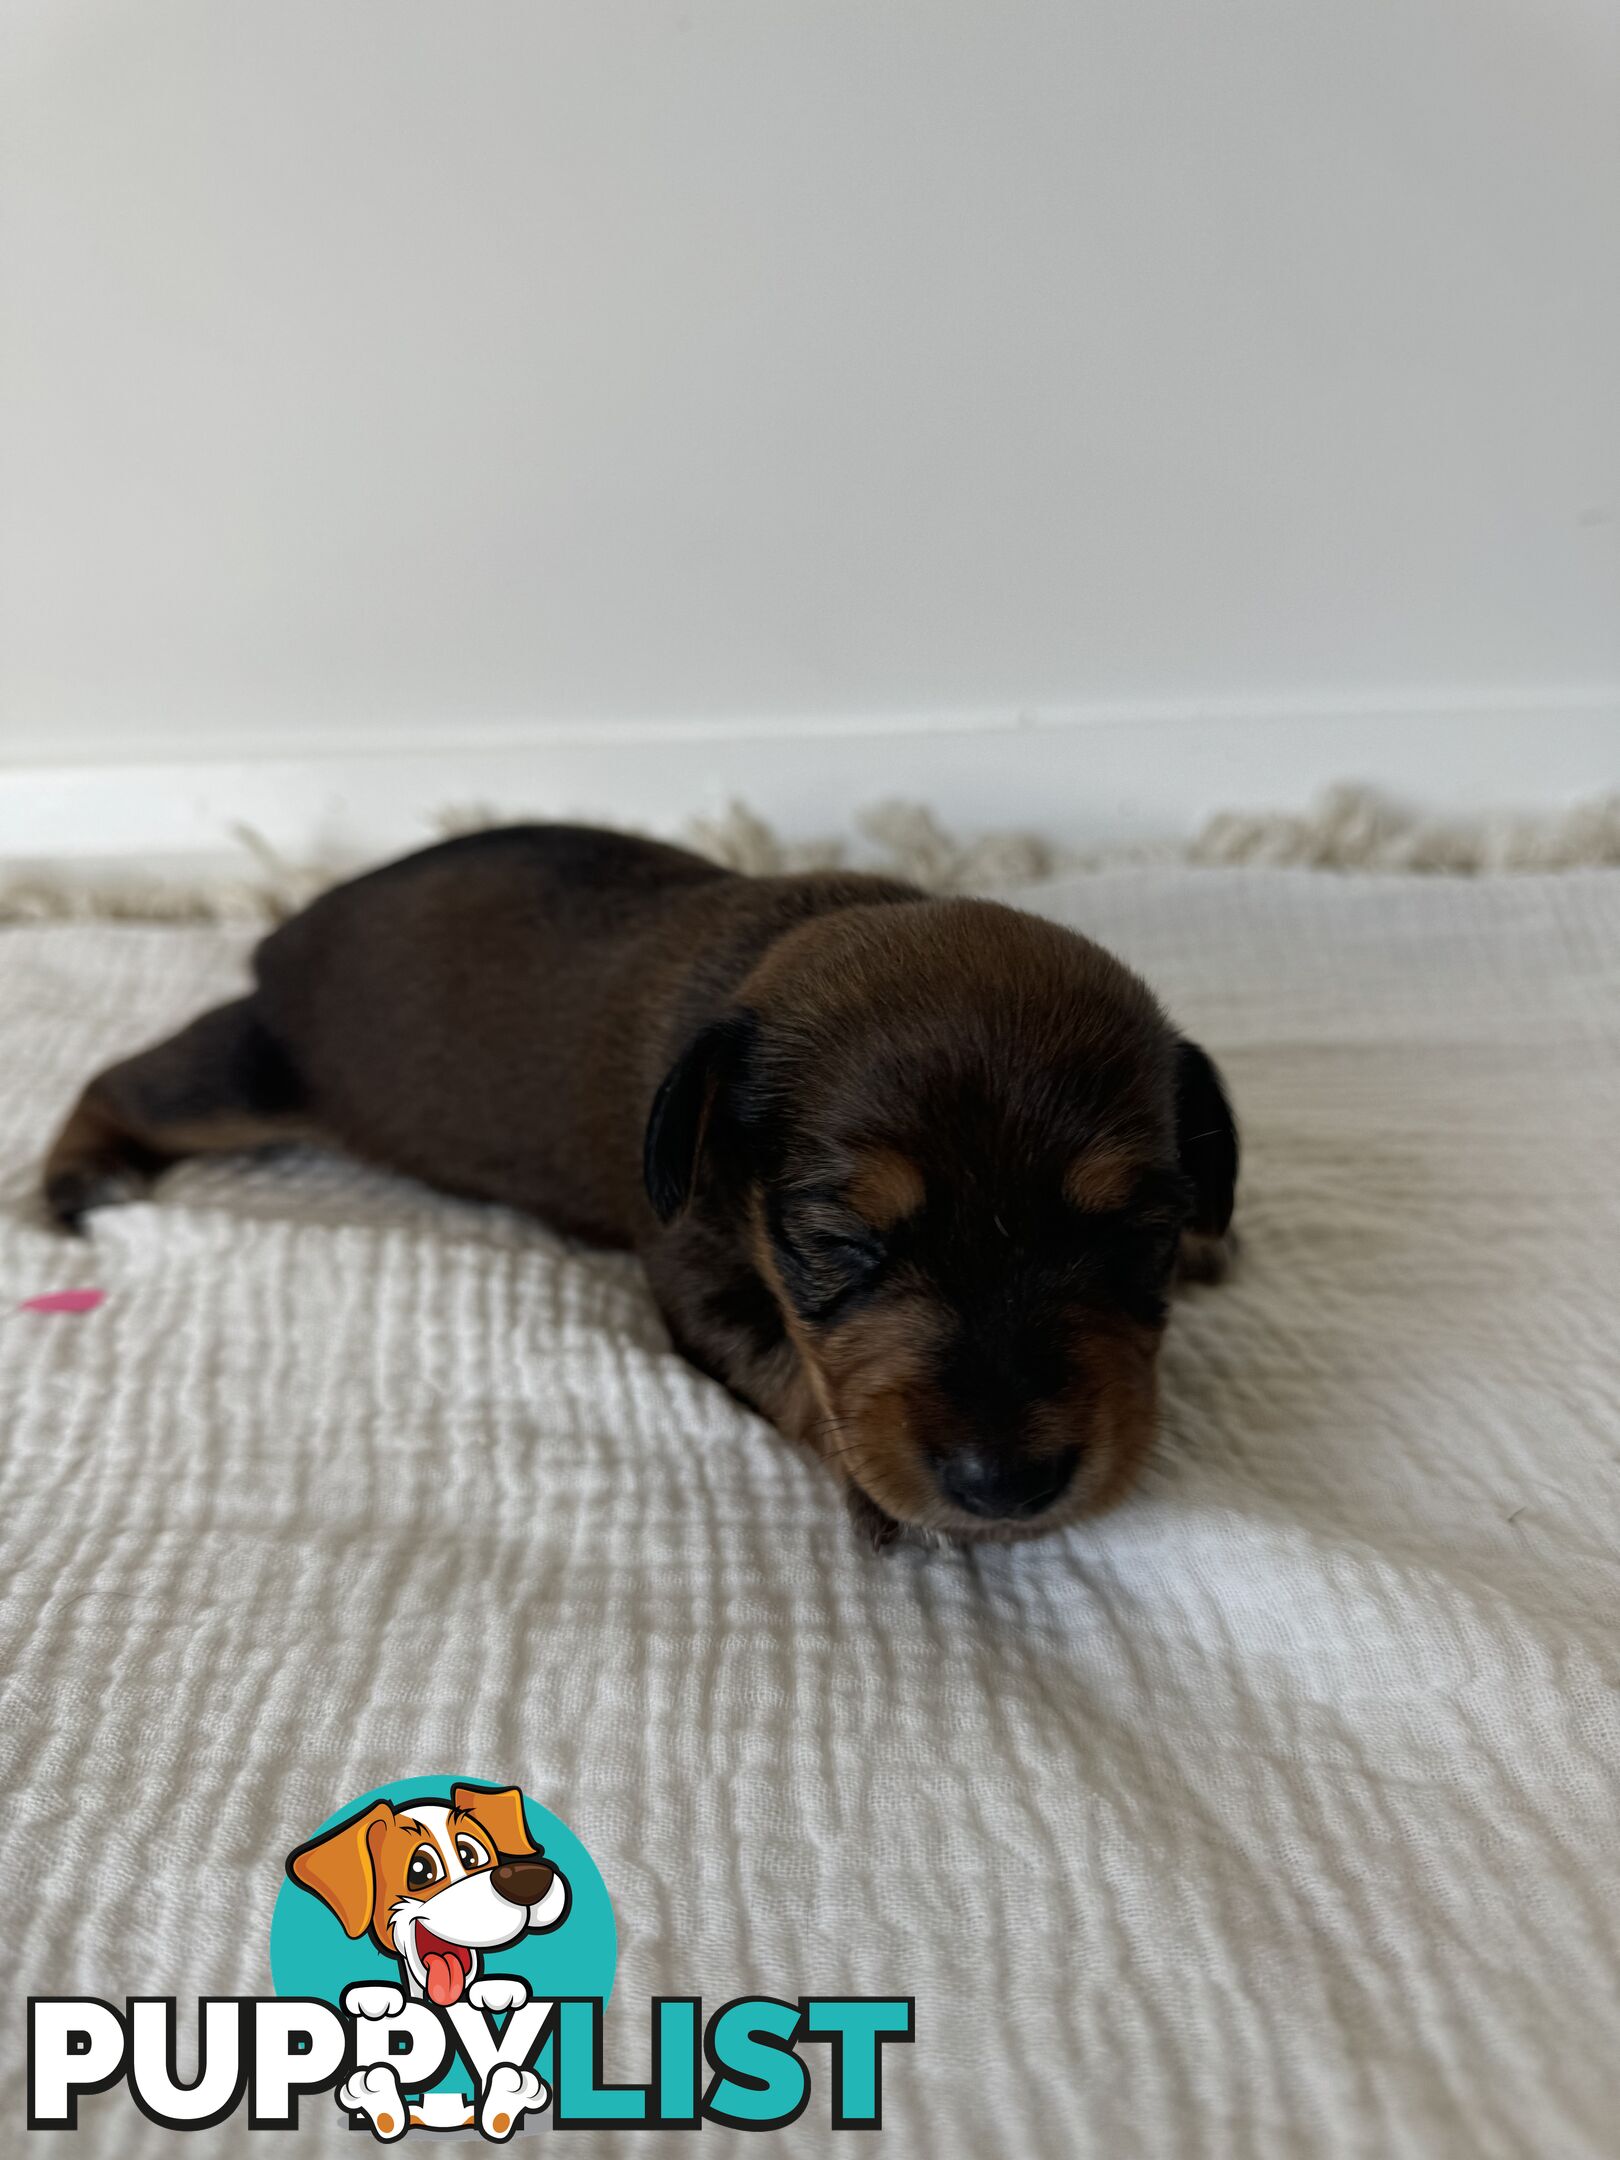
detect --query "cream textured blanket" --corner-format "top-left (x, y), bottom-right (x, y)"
top-left (3, 868), bottom-right (1618, 2157)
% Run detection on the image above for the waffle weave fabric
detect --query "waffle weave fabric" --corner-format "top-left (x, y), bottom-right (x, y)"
top-left (3, 867), bottom-right (1617, 2158)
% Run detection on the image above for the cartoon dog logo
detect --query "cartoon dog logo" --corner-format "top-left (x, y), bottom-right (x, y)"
top-left (287, 1783), bottom-right (570, 2136)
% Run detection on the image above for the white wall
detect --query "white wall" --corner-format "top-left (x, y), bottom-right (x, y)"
top-left (2, 0), bottom-right (1616, 854)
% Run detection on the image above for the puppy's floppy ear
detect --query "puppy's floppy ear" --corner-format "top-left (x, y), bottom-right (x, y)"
top-left (451, 1782), bottom-right (536, 1859)
top-left (1175, 1039), bottom-right (1238, 1237)
top-left (643, 1010), bottom-right (758, 1224)
top-left (286, 1800), bottom-right (392, 1938)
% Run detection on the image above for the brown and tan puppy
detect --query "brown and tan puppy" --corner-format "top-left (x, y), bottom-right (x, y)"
top-left (42, 826), bottom-right (1237, 1544)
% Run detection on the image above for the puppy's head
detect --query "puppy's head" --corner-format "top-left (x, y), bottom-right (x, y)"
top-left (286, 1784), bottom-right (568, 2003)
top-left (646, 898), bottom-right (1236, 1541)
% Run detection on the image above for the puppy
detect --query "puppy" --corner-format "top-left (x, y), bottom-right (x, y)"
top-left (42, 825), bottom-right (1237, 1543)
top-left (289, 1784), bottom-right (565, 2138)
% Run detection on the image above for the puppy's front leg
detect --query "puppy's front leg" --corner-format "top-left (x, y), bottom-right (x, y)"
top-left (467, 1975), bottom-right (529, 2014)
top-left (845, 1482), bottom-right (904, 1552)
top-left (480, 2065), bottom-right (549, 2141)
top-left (337, 2064), bottom-right (408, 2142)
top-left (342, 1983), bottom-right (405, 2021)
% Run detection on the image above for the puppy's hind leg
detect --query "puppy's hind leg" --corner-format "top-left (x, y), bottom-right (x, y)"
top-left (42, 997), bottom-right (315, 1231)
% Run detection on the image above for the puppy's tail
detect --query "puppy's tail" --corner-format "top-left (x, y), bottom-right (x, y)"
top-left (43, 997), bottom-right (313, 1231)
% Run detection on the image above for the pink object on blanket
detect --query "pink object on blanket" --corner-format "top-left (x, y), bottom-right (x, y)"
top-left (19, 1288), bottom-right (106, 1315)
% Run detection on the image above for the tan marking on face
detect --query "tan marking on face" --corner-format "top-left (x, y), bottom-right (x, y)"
top-left (748, 1201), bottom-right (838, 1425)
top-left (1063, 1142), bottom-right (1143, 1213)
top-left (776, 1243), bottom-right (953, 1524)
top-left (822, 1378), bottom-right (943, 1527)
top-left (749, 1181), bottom-right (1164, 1542)
top-left (843, 1148), bottom-right (926, 1230)
top-left (829, 1303), bottom-right (1161, 1541)
top-left (1059, 1315), bottom-right (1162, 1517)
top-left (748, 1189), bottom-right (939, 1521)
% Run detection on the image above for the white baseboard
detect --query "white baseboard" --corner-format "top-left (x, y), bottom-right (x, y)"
top-left (2, 693), bottom-right (1616, 875)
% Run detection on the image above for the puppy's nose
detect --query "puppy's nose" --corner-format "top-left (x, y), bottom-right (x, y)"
top-left (490, 1857), bottom-right (554, 1907)
top-left (938, 1443), bottom-right (1081, 1521)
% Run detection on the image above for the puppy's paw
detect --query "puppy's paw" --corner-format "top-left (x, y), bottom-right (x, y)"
top-left (468, 1974), bottom-right (530, 2014)
top-left (480, 2064), bottom-right (547, 2140)
top-left (846, 1484), bottom-right (903, 1552)
top-left (338, 2064), bottom-right (408, 2141)
top-left (1177, 1226), bottom-right (1237, 1287)
top-left (42, 1161), bottom-right (152, 1234)
top-left (342, 1982), bottom-right (406, 2021)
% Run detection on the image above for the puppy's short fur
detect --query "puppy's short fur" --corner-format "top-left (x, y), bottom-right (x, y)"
top-left (42, 826), bottom-right (1237, 1543)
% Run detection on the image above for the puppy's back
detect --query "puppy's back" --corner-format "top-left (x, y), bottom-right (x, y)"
top-left (254, 826), bottom-right (920, 1242)
top-left (42, 823), bottom-right (920, 1247)
top-left (252, 827), bottom-right (736, 1237)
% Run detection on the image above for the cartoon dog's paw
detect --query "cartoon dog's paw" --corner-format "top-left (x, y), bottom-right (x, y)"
top-left (467, 1974), bottom-right (530, 2014)
top-left (479, 2064), bottom-right (547, 2140)
top-left (342, 1983), bottom-right (406, 2022)
top-left (339, 2064), bottom-right (408, 2141)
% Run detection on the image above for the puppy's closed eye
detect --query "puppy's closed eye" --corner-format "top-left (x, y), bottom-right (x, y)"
top-left (768, 1195), bottom-right (888, 1321)
top-left (1059, 1170), bottom-right (1192, 1323)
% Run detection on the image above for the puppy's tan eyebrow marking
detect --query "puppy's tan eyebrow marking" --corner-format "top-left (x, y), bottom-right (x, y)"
top-left (844, 1148), bottom-right (926, 1229)
top-left (1063, 1144), bottom-right (1141, 1213)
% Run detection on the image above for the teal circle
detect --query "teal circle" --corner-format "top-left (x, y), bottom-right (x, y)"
top-left (269, 1776), bottom-right (615, 2097)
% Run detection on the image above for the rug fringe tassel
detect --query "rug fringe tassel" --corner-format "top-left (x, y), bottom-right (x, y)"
top-left (5, 784), bottom-right (1619, 926)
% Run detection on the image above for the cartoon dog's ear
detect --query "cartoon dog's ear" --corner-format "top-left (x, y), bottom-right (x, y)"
top-left (643, 1010), bottom-right (759, 1224)
top-left (1175, 1039), bottom-right (1239, 1237)
top-left (286, 1801), bottom-right (392, 1938)
top-left (452, 1784), bottom-right (536, 1860)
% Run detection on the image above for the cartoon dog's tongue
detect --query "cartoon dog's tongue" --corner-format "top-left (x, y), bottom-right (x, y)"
top-left (415, 1929), bottom-right (472, 2007)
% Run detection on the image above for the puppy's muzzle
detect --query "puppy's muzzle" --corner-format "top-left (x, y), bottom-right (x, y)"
top-left (491, 1857), bottom-right (554, 1907)
top-left (936, 1442), bottom-right (1082, 1522)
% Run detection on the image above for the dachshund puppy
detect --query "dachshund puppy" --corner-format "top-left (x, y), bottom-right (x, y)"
top-left (42, 826), bottom-right (1237, 1544)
